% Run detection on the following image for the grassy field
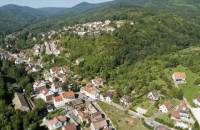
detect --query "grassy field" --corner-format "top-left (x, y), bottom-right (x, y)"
top-left (165, 65), bottom-right (200, 104)
top-left (98, 102), bottom-right (150, 130)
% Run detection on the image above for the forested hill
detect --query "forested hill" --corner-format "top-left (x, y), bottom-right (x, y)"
top-left (0, 4), bottom-right (49, 33)
top-left (2, 0), bottom-right (200, 34)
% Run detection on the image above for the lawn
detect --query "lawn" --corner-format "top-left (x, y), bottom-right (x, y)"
top-left (165, 65), bottom-right (200, 104)
top-left (98, 102), bottom-right (150, 130)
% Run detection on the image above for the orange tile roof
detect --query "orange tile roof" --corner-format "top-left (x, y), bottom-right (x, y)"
top-left (164, 101), bottom-right (173, 110)
top-left (55, 95), bottom-right (63, 102)
top-left (171, 111), bottom-right (180, 119)
top-left (62, 123), bottom-right (76, 130)
top-left (174, 72), bottom-right (186, 79)
top-left (62, 91), bottom-right (75, 98)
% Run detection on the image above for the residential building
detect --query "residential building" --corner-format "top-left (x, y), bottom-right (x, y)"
top-left (53, 95), bottom-right (65, 108)
top-left (12, 93), bottom-right (30, 112)
top-left (62, 123), bottom-right (77, 130)
top-left (193, 96), bottom-right (200, 107)
top-left (80, 84), bottom-right (99, 100)
top-left (61, 91), bottom-right (75, 103)
top-left (147, 90), bottom-right (160, 101)
top-left (33, 80), bottom-right (47, 91)
top-left (172, 72), bottom-right (186, 84)
top-left (120, 95), bottom-right (132, 106)
top-left (51, 82), bottom-right (62, 93)
top-left (90, 118), bottom-right (108, 130)
top-left (100, 91), bottom-right (117, 103)
top-left (48, 117), bottom-right (62, 130)
top-left (159, 101), bottom-right (173, 113)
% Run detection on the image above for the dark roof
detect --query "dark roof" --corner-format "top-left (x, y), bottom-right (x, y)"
top-left (15, 92), bottom-right (29, 108)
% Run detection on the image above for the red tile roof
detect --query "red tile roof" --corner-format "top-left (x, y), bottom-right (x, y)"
top-left (62, 91), bottom-right (75, 99)
top-left (164, 101), bottom-right (173, 110)
top-left (171, 111), bottom-right (180, 119)
top-left (174, 72), bottom-right (186, 79)
top-left (62, 123), bottom-right (76, 130)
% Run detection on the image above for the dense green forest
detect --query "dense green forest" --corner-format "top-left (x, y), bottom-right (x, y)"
top-left (0, 60), bottom-right (46, 130)
top-left (1, 0), bottom-right (200, 129)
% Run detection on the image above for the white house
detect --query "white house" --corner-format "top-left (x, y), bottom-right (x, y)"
top-left (100, 91), bottom-right (116, 103)
top-left (193, 96), bottom-right (200, 107)
top-left (159, 101), bottom-right (173, 113)
top-left (48, 117), bottom-right (62, 130)
top-left (38, 88), bottom-right (54, 102)
top-left (80, 84), bottom-right (99, 100)
top-left (53, 95), bottom-right (65, 108)
top-left (175, 121), bottom-right (188, 129)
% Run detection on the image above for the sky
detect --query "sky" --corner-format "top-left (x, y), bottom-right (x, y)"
top-left (0, 0), bottom-right (112, 8)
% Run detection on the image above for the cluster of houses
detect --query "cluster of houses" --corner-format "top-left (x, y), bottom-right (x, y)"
top-left (46, 114), bottom-right (77, 130)
top-left (33, 66), bottom-right (74, 108)
top-left (158, 100), bottom-right (194, 129)
top-left (63, 20), bottom-right (126, 37)
top-left (71, 99), bottom-right (111, 130)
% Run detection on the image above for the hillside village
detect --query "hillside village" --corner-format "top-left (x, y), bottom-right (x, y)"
top-left (1, 19), bottom-right (200, 130)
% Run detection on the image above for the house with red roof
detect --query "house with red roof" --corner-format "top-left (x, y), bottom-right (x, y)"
top-left (62, 123), bottom-right (77, 130)
top-left (38, 87), bottom-right (54, 102)
top-left (171, 111), bottom-right (181, 121)
top-left (172, 72), bottom-right (186, 84)
top-left (48, 117), bottom-right (62, 130)
top-left (159, 101), bottom-right (173, 113)
top-left (53, 95), bottom-right (65, 108)
top-left (80, 84), bottom-right (99, 100)
top-left (61, 91), bottom-right (75, 103)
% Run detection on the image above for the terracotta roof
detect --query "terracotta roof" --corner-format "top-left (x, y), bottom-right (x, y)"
top-left (174, 72), bottom-right (186, 79)
top-left (62, 91), bottom-right (75, 98)
top-left (55, 95), bottom-right (63, 102)
top-left (163, 101), bottom-right (173, 110)
top-left (49, 117), bottom-right (59, 125)
top-left (62, 123), bottom-right (76, 130)
top-left (171, 111), bottom-right (180, 119)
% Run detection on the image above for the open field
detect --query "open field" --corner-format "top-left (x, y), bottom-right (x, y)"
top-left (98, 102), bottom-right (150, 130)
